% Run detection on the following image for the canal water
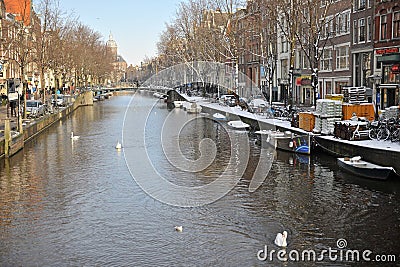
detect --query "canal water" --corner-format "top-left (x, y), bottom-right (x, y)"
top-left (0, 92), bottom-right (399, 266)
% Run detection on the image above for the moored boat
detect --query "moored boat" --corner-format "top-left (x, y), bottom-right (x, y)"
top-left (227, 120), bottom-right (250, 130)
top-left (153, 92), bottom-right (161, 98)
top-left (212, 112), bottom-right (227, 121)
top-left (337, 157), bottom-right (396, 180)
top-left (255, 130), bottom-right (310, 154)
top-left (173, 101), bottom-right (184, 108)
top-left (186, 102), bottom-right (202, 114)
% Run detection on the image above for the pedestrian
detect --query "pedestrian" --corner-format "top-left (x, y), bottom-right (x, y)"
top-left (10, 100), bottom-right (16, 117)
top-left (1, 93), bottom-right (7, 106)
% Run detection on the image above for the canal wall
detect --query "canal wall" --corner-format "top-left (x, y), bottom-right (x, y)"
top-left (314, 136), bottom-right (400, 174)
top-left (177, 95), bottom-right (400, 174)
top-left (0, 91), bottom-right (93, 158)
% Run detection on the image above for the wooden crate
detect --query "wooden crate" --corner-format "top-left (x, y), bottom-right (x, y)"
top-left (299, 112), bottom-right (315, 132)
top-left (342, 103), bottom-right (375, 121)
top-left (334, 121), bottom-right (369, 140)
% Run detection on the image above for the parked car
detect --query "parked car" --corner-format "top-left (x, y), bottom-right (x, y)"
top-left (26, 100), bottom-right (45, 118)
top-left (219, 95), bottom-right (237, 106)
top-left (51, 94), bottom-right (65, 106)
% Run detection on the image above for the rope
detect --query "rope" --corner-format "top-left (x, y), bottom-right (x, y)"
top-left (314, 137), bottom-right (349, 157)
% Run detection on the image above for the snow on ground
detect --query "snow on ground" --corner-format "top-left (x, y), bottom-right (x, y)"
top-left (318, 135), bottom-right (400, 152)
top-left (181, 93), bottom-right (400, 153)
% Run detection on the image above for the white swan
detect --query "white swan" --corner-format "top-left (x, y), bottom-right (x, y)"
top-left (174, 226), bottom-right (183, 232)
top-left (274, 231), bottom-right (288, 247)
top-left (70, 132), bottom-right (80, 140)
top-left (115, 141), bottom-right (122, 150)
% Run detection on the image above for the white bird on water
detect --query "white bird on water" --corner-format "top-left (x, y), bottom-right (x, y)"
top-left (70, 132), bottom-right (80, 140)
top-left (274, 231), bottom-right (288, 247)
top-left (174, 226), bottom-right (183, 232)
top-left (115, 141), bottom-right (122, 150)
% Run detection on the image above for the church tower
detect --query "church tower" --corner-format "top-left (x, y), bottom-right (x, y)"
top-left (106, 32), bottom-right (118, 62)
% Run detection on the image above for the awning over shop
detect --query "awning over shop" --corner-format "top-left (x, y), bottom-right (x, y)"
top-left (378, 84), bottom-right (399, 89)
top-left (377, 53), bottom-right (400, 63)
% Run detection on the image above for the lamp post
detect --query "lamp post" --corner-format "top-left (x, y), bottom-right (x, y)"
top-left (369, 74), bottom-right (381, 120)
top-left (34, 80), bottom-right (39, 99)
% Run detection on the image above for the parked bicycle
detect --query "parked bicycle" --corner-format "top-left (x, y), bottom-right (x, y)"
top-left (369, 119), bottom-right (389, 141)
top-left (369, 118), bottom-right (400, 142)
top-left (388, 118), bottom-right (400, 142)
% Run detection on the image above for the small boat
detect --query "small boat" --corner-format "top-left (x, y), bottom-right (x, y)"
top-left (186, 102), bottom-right (202, 114)
top-left (255, 130), bottom-right (310, 154)
top-left (227, 120), bottom-right (250, 130)
top-left (337, 157), bottom-right (395, 180)
top-left (173, 101), bottom-right (184, 108)
top-left (212, 112), bottom-right (227, 121)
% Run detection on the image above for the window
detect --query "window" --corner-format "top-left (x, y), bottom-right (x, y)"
top-left (336, 11), bottom-right (350, 35)
top-left (354, 0), bottom-right (366, 11)
top-left (367, 17), bottom-right (372, 42)
top-left (394, 11), bottom-right (400, 39)
top-left (359, 0), bottom-right (366, 10)
top-left (326, 81), bottom-right (332, 94)
top-left (320, 48), bottom-right (332, 71)
top-left (299, 51), bottom-right (310, 69)
top-left (321, 16), bottom-right (334, 38)
top-left (281, 35), bottom-right (288, 53)
top-left (353, 20), bottom-right (358, 43)
top-left (380, 14), bottom-right (387, 40)
top-left (359, 18), bottom-right (365, 42)
top-left (336, 46), bottom-right (350, 70)
top-left (281, 59), bottom-right (288, 78)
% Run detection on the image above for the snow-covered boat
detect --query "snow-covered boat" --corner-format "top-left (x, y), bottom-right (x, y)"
top-left (186, 102), bottom-right (202, 114)
top-left (255, 130), bottom-right (310, 154)
top-left (227, 120), bottom-right (250, 130)
top-left (337, 156), bottom-right (396, 180)
top-left (212, 112), bottom-right (227, 121)
top-left (173, 101), bottom-right (184, 108)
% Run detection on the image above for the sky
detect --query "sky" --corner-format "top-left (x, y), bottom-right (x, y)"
top-left (48, 0), bottom-right (183, 66)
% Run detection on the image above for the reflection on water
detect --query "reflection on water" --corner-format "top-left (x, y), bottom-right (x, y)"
top-left (0, 92), bottom-right (399, 266)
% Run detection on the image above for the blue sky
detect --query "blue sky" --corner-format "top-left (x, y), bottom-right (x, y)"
top-left (52, 0), bottom-right (182, 66)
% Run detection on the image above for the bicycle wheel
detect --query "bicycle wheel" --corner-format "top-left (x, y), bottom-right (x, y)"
top-left (391, 129), bottom-right (400, 142)
top-left (369, 129), bottom-right (378, 140)
top-left (377, 128), bottom-right (390, 141)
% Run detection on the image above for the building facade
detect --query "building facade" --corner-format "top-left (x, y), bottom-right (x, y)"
top-left (233, 0), bottom-right (399, 109)
top-left (374, 0), bottom-right (400, 108)
top-left (106, 33), bottom-right (127, 85)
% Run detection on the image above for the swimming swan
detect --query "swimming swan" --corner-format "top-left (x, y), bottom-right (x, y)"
top-left (274, 231), bottom-right (287, 247)
top-left (115, 141), bottom-right (122, 149)
top-left (71, 132), bottom-right (80, 140)
top-left (174, 226), bottom-right (183, 232)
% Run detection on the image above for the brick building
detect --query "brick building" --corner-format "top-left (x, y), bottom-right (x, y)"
top-left (374, 0), bottom-right (400, 108)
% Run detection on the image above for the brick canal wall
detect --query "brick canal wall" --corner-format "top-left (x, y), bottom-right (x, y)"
top-left (0, 91), bottom-right (93, 158)
top-left (200, 103), bottom-right (400, 174)
top-left (314, 136), bottom-right (400, 174)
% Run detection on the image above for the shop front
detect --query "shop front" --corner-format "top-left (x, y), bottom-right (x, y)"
top-left (376, 47), bottom-right (400, 108)
top-left (295, 76), bottom-right (313, 106)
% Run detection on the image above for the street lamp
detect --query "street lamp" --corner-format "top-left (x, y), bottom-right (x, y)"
top-left (369, 74), bottom-right (381, 120)
top-left (34, 80), bottom-right (39, 99)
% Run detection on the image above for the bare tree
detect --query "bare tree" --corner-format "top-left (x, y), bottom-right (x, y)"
top-left (7, 0), bottom-right (35, 119)
top-left (276, 0), bottom-right (343, 106)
